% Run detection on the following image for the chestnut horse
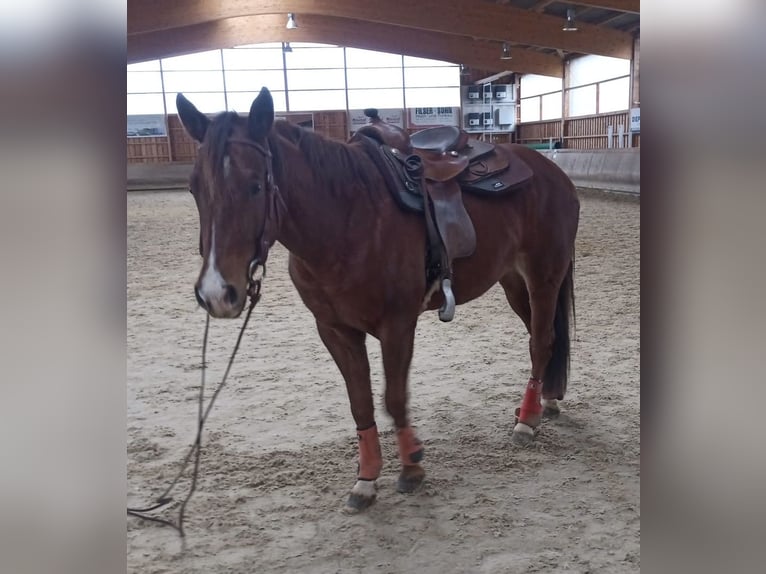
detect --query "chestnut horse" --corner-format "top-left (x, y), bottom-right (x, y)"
top-left (176, 87), bottom-right (579, 511)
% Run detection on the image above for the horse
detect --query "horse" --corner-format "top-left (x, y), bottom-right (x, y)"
top-left (175, 87), bottom-right (580, 511)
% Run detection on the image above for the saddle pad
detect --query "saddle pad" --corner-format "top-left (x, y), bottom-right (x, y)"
top-left (460, 146), bottom-right (534, 196)
top-left (459, 147), bottom-right (510, 184)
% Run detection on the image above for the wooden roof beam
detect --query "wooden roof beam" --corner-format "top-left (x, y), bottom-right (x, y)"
top-left (128, 14), bottom-right (564, 77)
top-left (128, 0), bottom-right (633, 59)
top-left (570, 1), bottom-right (640, 14)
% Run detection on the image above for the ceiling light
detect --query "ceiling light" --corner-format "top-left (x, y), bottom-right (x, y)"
top-left (500, 42), bottom-right (512, 60)
top-left (286, 13), bottom-right (298, 29)
top-left (282, 42), bottom-right (292, 53)
top-left (563, 8), bottom-right (578, 32)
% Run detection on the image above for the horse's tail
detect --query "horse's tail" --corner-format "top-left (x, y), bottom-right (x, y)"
top-left (543, 255), bottom-right (575, 400)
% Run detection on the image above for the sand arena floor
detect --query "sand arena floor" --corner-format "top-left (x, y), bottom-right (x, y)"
top-left (127, 189), bottom-right (639, 573)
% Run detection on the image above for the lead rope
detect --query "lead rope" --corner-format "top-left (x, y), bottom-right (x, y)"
top-left (127, 270), bottom-right (263, 537)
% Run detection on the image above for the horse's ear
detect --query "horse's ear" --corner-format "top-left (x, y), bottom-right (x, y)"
top-left (248, 87), bottom-right (274, 141)
top-left (176, 93), bottom-right (209, 142)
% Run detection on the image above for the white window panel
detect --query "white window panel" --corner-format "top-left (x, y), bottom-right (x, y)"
top-left (287, 68), bottom-right (346, 91)
top-left (541, 92), bottom-right (562, 120)
top-left (404, 55), bottom-right (454, 67)
top-left (128, 60), bottom-right (160, 72)
top-left (346, 67), bottom-right (403, 89)
top-left (227, 91), bottom-right (288, 114)
top-left (404, 66), bottom-right (459, 88)
top-left (166, 92), bottom-right (226, 115)
top-left (568, 84), bottom-right (597, 117)
top-left (225, 69), bottom-right (285, 92)
top-left (520, 74), bottom-right (562, 98)
top-left (127, 93), bottom-right (165, 115)
top-left (569, 54), bottom-right (630, 88)
top-left (285, 47), bottom-right (345, 69)
top-left (345, 48), bottom-right (402, 68)
top-left (289, 42), bottom-right (337, 49)
top-left (232, 42), bottom-right (283, 49)
top-left (288, 90), bottom-right (346, 112)
top-left (404, 87), bottom-right (460, 108)
top-left (598, 76), bottom-right (630, 113)
top-left (162, 71), bottom-right (225, 93)
top-left (347, 88), bottom-right (404, 109)
top-left (127, 71), bottom-right (163, 94)
top-left (520, 97), bottom-right (540, 122)
top-left (222, 48), bottom-right (284, 70)
top-left (161, 50), bottom-right (222, 71)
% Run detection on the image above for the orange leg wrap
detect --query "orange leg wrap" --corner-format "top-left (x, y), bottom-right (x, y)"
top-left (356, 425), bottom-right (383, 480)
top-left (518, 378), bottom-right (543, 428)
top-left (396, 426), bottom-right (424, 467)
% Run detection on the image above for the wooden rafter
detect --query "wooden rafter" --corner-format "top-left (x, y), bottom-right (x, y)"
top-left (569, 1), bottom-right (639, 14)
top-left (128, 14), bottom-right (564, 77)
top-left (128, 0), bottom-right (633, 59)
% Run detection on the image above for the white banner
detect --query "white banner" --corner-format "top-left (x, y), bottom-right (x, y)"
top-left (348, 108), bottom-right (404, 131)
top-left (630, 107), bottom-right (640, 133)
top-left (127, 114), bottom-right (166, 137)
top-left (408, 106), bottom-right (460, 127)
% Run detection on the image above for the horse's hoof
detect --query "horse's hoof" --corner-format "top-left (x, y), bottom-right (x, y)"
top-left (511, 422), bottom-right (535, 446)
top-left (344, 479), bottom-right (377, 513)
top-left (344, 493), bottom-right (376, 513)
top-left (542, 399), bottom-right (560, 418)
top-left (397, 465), bottom-right (425, 493)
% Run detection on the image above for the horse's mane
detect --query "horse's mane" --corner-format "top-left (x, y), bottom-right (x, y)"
top-left (268, 120), bottom-right (382, 198)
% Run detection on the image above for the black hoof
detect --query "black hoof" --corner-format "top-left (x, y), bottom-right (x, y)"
top-left (397, 467), bottom-right (425, 494)
top-left (344, 493), bottom-right (376, 513)
top-left (543, 406), bottom-right (560, 418)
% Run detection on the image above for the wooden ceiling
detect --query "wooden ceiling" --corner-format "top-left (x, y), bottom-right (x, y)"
top-left (128, 0), bottom-right (640, 77)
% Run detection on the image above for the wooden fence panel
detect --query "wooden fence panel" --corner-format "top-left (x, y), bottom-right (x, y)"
top-left (515, 111), bottom-right (639, 149)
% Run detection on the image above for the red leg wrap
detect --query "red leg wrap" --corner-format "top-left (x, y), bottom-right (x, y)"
top-left (356, 425), bottom-right (382, 480)
top-left (396, 426), bottom-right (424, 466)
top-left (518, 378), bottom-right (543, 428)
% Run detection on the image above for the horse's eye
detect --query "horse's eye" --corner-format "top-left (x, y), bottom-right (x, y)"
top-left (251, 182), bottom-right (262, 195)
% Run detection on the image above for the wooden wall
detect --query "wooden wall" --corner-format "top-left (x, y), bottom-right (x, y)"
top-left (127, 136), bottom-right (172, 163)
top-left (128, 107), bottom-right (638, 164)
top-left (517, 111), bottom-right (640, 149)
top-left (128, 111), bottom-right (350, 164)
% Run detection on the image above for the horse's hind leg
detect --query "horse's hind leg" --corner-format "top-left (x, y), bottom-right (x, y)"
top-left (315, 321), bottom-right (380, 512)
top-left (501, 271), bottom-right (569, 446)
top-left (501, 272), bottom-right (561, 420)
top-left (380, 320), bottom-right (425, 494)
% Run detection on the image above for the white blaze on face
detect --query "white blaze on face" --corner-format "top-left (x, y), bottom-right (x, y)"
top-left (199, 222), bottom-right (227, 303)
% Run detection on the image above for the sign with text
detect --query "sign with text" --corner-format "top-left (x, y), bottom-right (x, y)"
top-left (127, 114), bottom-right (166, 137)
top-left (408, 107), bottom-right (460, 127)
top-left (630, 107), bottom-right (640, 132)
top-left (348, 108), bottom-right (404, 131)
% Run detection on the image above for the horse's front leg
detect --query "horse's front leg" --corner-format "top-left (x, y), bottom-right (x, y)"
top-left (380, 320), bottom-right (425, 494)
top-left (315, 321), bottom-right (381, 511)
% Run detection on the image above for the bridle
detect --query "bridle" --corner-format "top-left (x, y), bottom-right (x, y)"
top-left (227, 136), bottom-right (281, 305)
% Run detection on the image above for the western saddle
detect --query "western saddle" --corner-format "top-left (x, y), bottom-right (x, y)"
top-left (353, 108), bottom-right (533, 322)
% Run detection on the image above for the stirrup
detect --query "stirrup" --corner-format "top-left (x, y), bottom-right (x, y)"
top-left (438, 278), bottom-right (455, 322)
